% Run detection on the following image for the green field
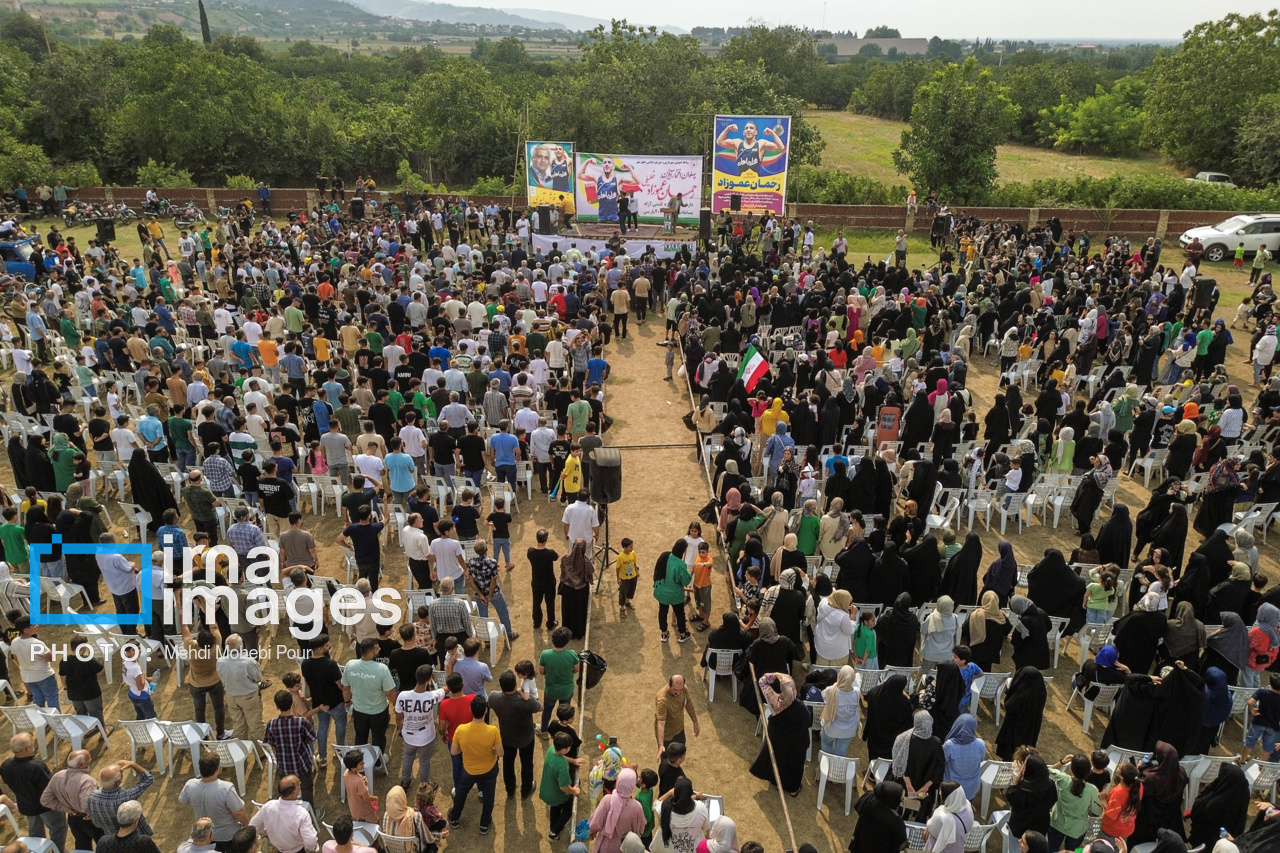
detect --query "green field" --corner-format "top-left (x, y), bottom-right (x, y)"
top-left (807, 110), bottom-right (1181, 187)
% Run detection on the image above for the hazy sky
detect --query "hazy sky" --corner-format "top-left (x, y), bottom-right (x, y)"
top-left (513, 0), bottom-right (1277, 41)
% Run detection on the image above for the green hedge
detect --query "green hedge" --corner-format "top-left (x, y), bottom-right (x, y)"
top-left (788, 167), bottom-right (1280, 210)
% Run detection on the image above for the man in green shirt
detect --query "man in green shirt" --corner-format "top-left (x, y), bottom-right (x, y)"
top-left (537, 627), bottom-right (581, 734)
top-left (566, 389), bottom-right (592, 439)
top-left (335, 394), bottom-right (363, 439)
top-left (284, 299), bottom-right (306, 335)
top-left (182, 469), bottom-right (222, 546)
top-left (1194, 324), bottom-right (1215, 380)
top-left (539, 732), bottom-right (580, 840)
top-left (0, 507), bottom-right (29, 572)
top-left (170, 404), bottom-right (197, 472)
top-left (341, 637), bottom-right (398, 755)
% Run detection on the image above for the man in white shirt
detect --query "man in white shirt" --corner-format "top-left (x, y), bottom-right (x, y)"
top-left (242, 318), bottom-right (263, 346)
top-left (561, 493), bottom-right (600, 547)
top-left (111, 416), bottom-right (143, 462)
top-left (394, 665), bottom-right (445, 790)
top-left (398, 413), bottom-right (429, 476)
top-left (428, 522), bottom-right (467, 585)
top-left (248, 776), bottom-right (318, 853)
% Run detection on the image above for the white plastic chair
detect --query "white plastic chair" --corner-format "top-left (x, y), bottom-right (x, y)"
top-left (979, 760), bottom-right (1016, 817)
top-left (39, 576), bottom-right (91, 614)
top-left (17, 839), bottom-right (55, 853)
top-left (470, 615), bottom-right (509, 666)
top-left (925, 495), bottom-right (961, 536)
top-left (1228, 685), bottom-right (1255, 733)
top-left (704, 648), bottom-right (740, 703)
top-left (118, 719), bottom-right (168, 774)
top-left (855, 667), bottom-right (887, 693)
top-left (905, 821), bottom-right (928, 851)
top-left (0, 680), bottom-right (17, 703)
top-left (199, 737), bottom-right (257, 796)
top-left (1048, 616), bottom-right (1071, 669)
top-left (1244, 759), bottom-right (1280, 801)
top-left (0, 802), bottom-right (19, 836)
top-left (885, 665), bottom-right (921, 692)
top-left (0, 706), bottom-right (50, 758)
top-left (1186, 754), bottom-right (1241, 804)
top-left (861, 756), bottom-right (892, 791)
top-left (161, 721), bottom-right (212, 779)
top-left (964, 813), bottom-right (1007, 852)
top-left (968, 671), bottom-right (1012, 718)
top-left (117, 502), bottom-right (152, 543)
top-left (815, 752), bottom-right (860, 816)
top-left (984, 493), bottom-right (1027, 535)
top-left (1064, 682), bottom-right (1122, 733)
top-left (41, 711), bottom-right (110, 757)
top-left (704, 793), bottom-right (724, 824)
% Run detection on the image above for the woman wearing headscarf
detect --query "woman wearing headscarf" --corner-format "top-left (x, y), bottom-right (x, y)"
top-left (1193, 666), bottom-right (1234, 756)
top-left (983, 393), bottom-right (1012, 462)
top-left (905, 459), bottom-right (940, 514)
top-left (715, 460), bottom-right (747, 506)
top-left (1112, 593), bottom-right (1169, 674)
top-left (1008, 595), bottom-right (1052, 672)
top-left (1244, 603), bottom-right (1280, 689)
top-left (696, 817), bottom-right (736, 853)
top-left (942, 714), bottom-right (985, 800)
top-left (761, 567), bottom-right (808, 647)
top-left (1191, 425), bottom-right (1229, 475)
top-left (1188, 762), bottom-right (1250, 849)
top-left (589, 768), bottom-right (647, 853)
top-left (904, 534), bottom-right (943, 607)
top-left (701, 613), bottom-right (751, 673)
top-left (1071, 453), bottom-right (1112, 536)
top-left (727, 505), bottom-right (764, 565)
top-left (995, 666), bottom-right (1048, 760)
top-left (1095, 503), bottom-right (1133, 571)
top-left (127, 450), bottom-right (178, 532)
top-left (1203, 613), bottom-right (1250, 685)
top-left (1049, 426), bottom-right (1076, 476)
top-left (819, 665), bottom-right (862, 758)
top-left (1074, 643), bottom-right (1130, 702)
top-left (769, 533), bottom-right (808, 584)
top-left (824, 459), bottom-right (850, 513)
top-left (876, 592), bottom-right (920, 667)
top-left (652, 777), bottom-right (708, 853)
top-left (920, 596), bottom-right (959, 673)
top-left (844, 455), bottom-right (878, 516)
top-left (560, 539), bottom-right (594, 640)
top-left (813, 589), bottom-right (856, 666)
top-left (981, 541), bottom-right (1019, 607)
top-left (863, 673), bottom-right (914, 761)
top-left (964, 591), bottom-right (1011, 672)
top-left (749, 672), bottom-right (810, 797)
top-left (1162, 599), bottom-right (1207, 668)
top-left (1172, 553), bottom-right (1213, 623)
top-left (653, 540), bottom-right (693, 643)
top-left (849, 782), bottom-right (907, 853)
top-left (1195, 529), bottom-right (1237, 588)
top-left (938, 532), bottom-right (981, 607)
top-left (869, 542), bottom-right (910, 611)
top-left (1165, 419), bottom-right (1200, 480)
top-left (1006, 755), bottom-right (1058, 838)
top-left (889, 709), bottom-right (944, 814)
top-left (736, 618), bottom-right (802, 716)
top-left (1027, 548), bottom-right (1088, 633)
top-left (760, 397), bottom-right (789, 438)
top-left (931, 409), bottom-right (958, 466)
top-left (24, 433), bottom-right (56, 492)
top-left (924, 661), bottom-right (965, 738)
top-left (24, 504), bottom-right (64, 581)
top-left (792, 499), bottom-right (820, 554)
top-left (817, 499), bottom-right (850, 562)
top-left (1194, 456), bottom-right (1245, 537)
top-left (381, 785), bottom-right (432, 851)
top-left (902, 391), bottom-right (935, 454)
top-left (1148, 660), bottom-right (1207, 759)
top-left (1131, 742), bottom-right (1189, 845)
top-left (755, 492), bottom-right (789, 556)
top-left (872, 451), bottom-right (896, 520)
top-left (924, 781), bottom-right (973, 853)
top-left (56, 493), bottom-right (101, 608)
top-left (1208, 562), bottom-right (1255, 622)
top-left (1135, 480), bottom-right (1195, 562)
top-left (48, 432), bottom-right (77, 492)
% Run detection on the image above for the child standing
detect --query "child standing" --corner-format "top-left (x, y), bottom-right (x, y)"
top-left (1234, 242), bottom-right (1247, 269)
top-left (616, 537), bottom-right (639, 614)
top-left (487, 498), bottom-right (513, 570)
top-left (636, 768), bottom-right (659, 849)
top-left (1242, 673), bottom-right (1280, 762)
top-left (664, 341), bottom-right (676, 381)
top-left (854, 610), bottom-right (878, 669)
top-left (691, 542), bottom-right (714, 630)
top-left (1083, 569), bottom-right (1121, 624)
top-left (540, 732), bottom-right (581, 840)
top-left (281, 672), bottom-right (324, 720)
top-left (344, 751), bottom-right (378, 822)
top-left (515, 660), bottom-right (540, 703)
top-left (1232, 297), bottom-right (1254, 330)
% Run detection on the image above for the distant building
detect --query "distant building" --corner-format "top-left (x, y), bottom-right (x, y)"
top-left (818, 37), bottom-right (930, 57)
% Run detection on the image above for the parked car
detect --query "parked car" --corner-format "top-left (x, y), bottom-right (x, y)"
top-left (1184, 171), bottom-right (1238, 189)
top-left (0, 237), bottom-right (55, 281)
top-left (1179, 213), bottom-right (1280, 262)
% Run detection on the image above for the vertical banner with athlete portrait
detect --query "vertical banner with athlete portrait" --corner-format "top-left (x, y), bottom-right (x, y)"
top-left (573, 153), bottom-right (702, 225)
top-left (525, 141), bottom-right (576, 213)
top-left (711, 115), bottom-right (791, 216)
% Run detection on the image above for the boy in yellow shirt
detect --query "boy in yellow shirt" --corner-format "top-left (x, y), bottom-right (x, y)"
top-left (691, 541), bottom-right (715, 630)
top-left (559, 445), bottom-right (583, 503)
top-left (616, 537), bottom-right (638, 614)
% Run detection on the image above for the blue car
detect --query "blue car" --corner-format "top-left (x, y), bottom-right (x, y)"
top-left (0, 237), bottom-right (55, 281)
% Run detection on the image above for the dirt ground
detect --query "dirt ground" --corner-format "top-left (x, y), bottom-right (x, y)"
top-left (1, 222), bottom-right (1274, 853)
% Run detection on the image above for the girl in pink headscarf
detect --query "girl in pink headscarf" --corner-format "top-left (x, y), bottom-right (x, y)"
top-left (928, 379), bottom-right (950, 421)
top-left (588, 767), bottom-right (646, 853)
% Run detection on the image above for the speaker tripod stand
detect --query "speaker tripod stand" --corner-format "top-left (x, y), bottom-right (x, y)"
top-left (593, 502), bottom-right (619, 593)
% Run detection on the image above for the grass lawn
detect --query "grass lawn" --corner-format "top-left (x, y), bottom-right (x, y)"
top-left (807, 110), bottom-right (1180, 187)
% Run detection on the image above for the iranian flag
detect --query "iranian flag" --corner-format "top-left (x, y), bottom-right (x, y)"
top-left (736, 345), bottom-right (770, 392)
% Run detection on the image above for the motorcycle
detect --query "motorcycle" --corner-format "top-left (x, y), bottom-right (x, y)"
top-left (172, 201), bottom-right (207, 229)
top-left (142, 197), bottom-right (172, 216)
top-left (111, 203), bottom-right (139, 223)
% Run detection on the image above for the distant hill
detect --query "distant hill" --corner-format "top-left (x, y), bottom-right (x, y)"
top-left (343, 0), bottom-right (577, 29)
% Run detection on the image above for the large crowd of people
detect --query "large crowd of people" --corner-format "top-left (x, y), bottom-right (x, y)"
top-left (0, 187), bottom-right (1276, 853)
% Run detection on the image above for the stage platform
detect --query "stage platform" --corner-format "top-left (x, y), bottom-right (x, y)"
top-left (557, 222), bottom-right (698, 240)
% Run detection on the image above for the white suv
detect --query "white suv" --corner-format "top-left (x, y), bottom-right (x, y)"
top-left (1179, 214), bottom-right (1280, 262)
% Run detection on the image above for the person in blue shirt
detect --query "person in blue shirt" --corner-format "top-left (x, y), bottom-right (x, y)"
top-left (270, 441), bottom-right (297, 510)
top-left (586, 351), bottom-right (609, 387)
top-left (230, 331), bottom-right (256, 371)
top-left (312, 389), bottom-right (333, 434)
top-left (138, 406), bottom-right (169, 463)
top-left (384, 437), bottom-right (417, 505)
top-left (257, 182), bottom-right (271, 215)
top-left (428, 341), bottom-right (452, 369)
top-left (24, 303), bottom-right (48, 359)
top-left (156, 508), bottom-right (189, 572)
top-left (488, 419), bottom-right (521, 490)
top-left (488, 365), bottom-right (511, 394)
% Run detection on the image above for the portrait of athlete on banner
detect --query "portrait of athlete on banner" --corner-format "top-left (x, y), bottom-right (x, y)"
top-left (577, 156), bottom-right (624, 222)
top-left (715, 120), bottom-right (787, 175)
top-left (528, 143), bottom-right (571, 193)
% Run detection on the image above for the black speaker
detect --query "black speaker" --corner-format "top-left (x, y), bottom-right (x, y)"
top-left (95, 219), bottom-right (116, 243)
top-left (730, 193), bottom-right (742, 211)
top-left (590, 447), bottom-right (622, 504)
top-left (536, 205), bottom-right (553, 235)
top-left (699, 209), bottom-right (712, 241)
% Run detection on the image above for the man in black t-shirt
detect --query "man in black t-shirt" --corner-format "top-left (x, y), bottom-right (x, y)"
top-left (300, 635), bottom-right (345, 766)
top-left (428, 423), bottom-right (458, 479)
top-left (457, 422), bottom-right (487, 488)
top-left (257, 460), bottom-right (294, 538)
top-left (388, 624), bottom-right (434, 691)
top-left (337, 504), bottom-right (385, 590)
top-left (527, 528), bottom-right (560, 630)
